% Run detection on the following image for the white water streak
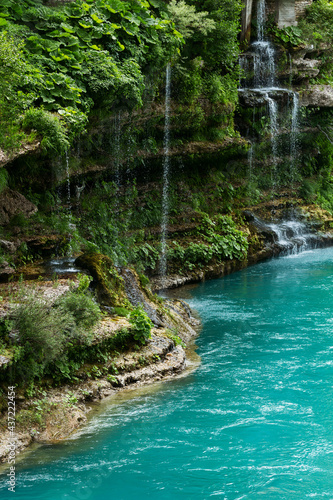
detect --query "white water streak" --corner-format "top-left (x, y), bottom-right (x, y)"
top-left (257, 0), bottom-right (266, 42)
top-left (266, 94), bottom-right (278, 167)
top-left (290, 92), bottom-right (300, 177)
top-left (159, 64), bottom-right (171, 287)
top-left (65, 150), bottom-right (71, 213)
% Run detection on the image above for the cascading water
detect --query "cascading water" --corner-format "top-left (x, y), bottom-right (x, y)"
top-left (247, 141), bottom-right (254, 180)
top-left (113, 111), bottom-right (122, 189)
top-left (239, 0), bottom-right (300, 180)
top-left (252, 0), bottom-right (276, 89)
top-left (110, 111), bottom-right (122, 265)
top-left (248, 213), bottom-right (330, 256)
top-left (266, 94), bottom-right (279, 172)
top-left (290, 91), bottom-right (300, 177)
top-left (159, 63), bottom-right (171, 288)
top-left (65, 150), bottom-right (71, 213)
top-left (256, 0), bottom-right (265, 42)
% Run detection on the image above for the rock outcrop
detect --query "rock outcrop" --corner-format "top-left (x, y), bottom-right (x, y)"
top-left (300, 85), bottom-right (333, 107)
top-left (0, 189), bottom-right (37, 226)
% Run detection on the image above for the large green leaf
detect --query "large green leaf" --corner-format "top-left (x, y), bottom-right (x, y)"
top-left (91, 13), bottom-right (104, 24)
top-left (60, 22), bottom-right (76, 34)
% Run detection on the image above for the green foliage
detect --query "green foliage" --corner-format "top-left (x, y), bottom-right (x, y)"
top-left (55, 290), bottom-right (101, 332)
top-left (129, 307), bottom-right (153, 345)
top-left (297, 1), bottom-right (333, 85)
top-left (0, 0), bottom-right (183, 153)
top-left (112, 306), bottom-right (131, 317)
top-left (22, 107), bottom-right (70, 154)
top-left (167, 0), bottom-right (216, 39)
top-left (0, 169), bottom-right (8, 194)
top-left (75, 273), bottom-right (92, 293)
top-left (270, 25), bottom-right (304, 47)
top-left (0, 30), bottom-right (35, 151)
top-left (132, 243), bottom-right (160, 272)
top-left (166, 330), bottom-right (186, 348)
top-left (299, 178), bottom-right (319, 203)
top-left (11, 292), bottom-right (76, 379)
top-left (169, 214), bottom-right (248, 270)
top-left (2, 283), bottom-right (101, 384)
top-left (305, 0), bottom-right (333, 28)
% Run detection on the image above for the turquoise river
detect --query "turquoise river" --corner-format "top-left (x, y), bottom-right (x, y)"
top-left (2, 247), bottom-right (333, 499)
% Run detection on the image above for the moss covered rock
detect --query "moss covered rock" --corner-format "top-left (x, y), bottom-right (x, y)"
top-left (75, 253), bottom-right (128, 308)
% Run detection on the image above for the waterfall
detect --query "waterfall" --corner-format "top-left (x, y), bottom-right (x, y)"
top-left (253, 42), bottom-right (276, 88)
top-left (64, 150), bottom-right (74, 255)
top-left (113, 111), bottom-right (121, 189)
top-left (111, 111), bottom-right (122, 265)
top-left (290, 91), bottom-right (300, 179)
top-left (248, 142), bottom-right (254, 180)
top-left (253, 0), bottom-right (275, 88)
top-left (249, 215), bottom-right (325, 256)
top-left (159, 63), bottom-right (171, 287)
top-left (266, 94), bottom-right (279, 169)
top-left (257, 0), bottom-right (265, 42)
top-left (65, 150), bottom-right (71, 213)
top-left (239, 0), bottom-right (301, 185)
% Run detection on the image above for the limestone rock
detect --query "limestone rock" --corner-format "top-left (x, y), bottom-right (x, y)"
top-left (0, 239), bottom-right (17, 253)
top-left (120, 267), bottom-right (164, 326)
top-left (74, 253), bottom-right (128, 307)
top-left (300, 85), bottom-right (333, 107)
top-left (0, 141), bottom-right (40, 169)
top-left (0, 355), bottom-right (10, 368)
top-left (292, 57), bottom-right (321, 80)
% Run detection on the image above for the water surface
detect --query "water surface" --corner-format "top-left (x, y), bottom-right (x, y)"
top-left (2, 248), bottom-right (333, 499)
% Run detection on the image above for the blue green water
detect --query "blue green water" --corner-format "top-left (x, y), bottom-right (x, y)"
top-left (2, 248), bottom-right (333, 499)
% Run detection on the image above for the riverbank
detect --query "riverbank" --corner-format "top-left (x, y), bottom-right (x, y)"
top-left (0, 276), bottom-right (200, 464)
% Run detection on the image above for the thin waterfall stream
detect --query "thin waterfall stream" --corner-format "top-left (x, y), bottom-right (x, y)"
top-left (65, 150), bottom-right (71, 214)
top-left (159, 63), bottom-right (171, 288)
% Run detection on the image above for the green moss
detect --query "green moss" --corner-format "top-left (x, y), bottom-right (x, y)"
top-left (75, 253), bottom-right (129, 308)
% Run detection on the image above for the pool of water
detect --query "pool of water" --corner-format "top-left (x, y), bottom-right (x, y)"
top-left (2, 248), bottom-right (333, 499)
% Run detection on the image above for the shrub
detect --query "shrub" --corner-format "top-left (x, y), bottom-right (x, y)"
top-left (12, 294), bottom-right (76, 379)
top-left (129, 307), bottom-right (153, 345)
top-left (22, 108), bottom-right (70, 154)
top-left (55, 291), bottom-right (101, 334)
top-left (6, 284), bottom-right (102, 383)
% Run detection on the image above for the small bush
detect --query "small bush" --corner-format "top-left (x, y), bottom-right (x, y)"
top-left (22, 108), bottom-right (69, 154)
top-left (12, 294), bottom-right (76, 377)
top-left (55, 292), bottom-right (101, 333)
top-left (7, 284), bottom-right (102, 383)
top-left (129, 307), bottom-right (153, 345)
